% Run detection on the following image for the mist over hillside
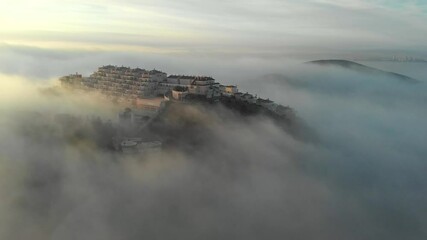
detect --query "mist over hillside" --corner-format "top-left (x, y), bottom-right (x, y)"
top-left (308, 59), bottom-right (420, 83)
top-left (0, 58), bottom-right (426, 240)
top-left (237, 62), bottom-right (427, 239)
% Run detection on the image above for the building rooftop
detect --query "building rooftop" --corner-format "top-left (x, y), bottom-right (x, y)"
top-left (168, 75), bottom-right (215, 81)
top-left (99, 65), bottom-right (165, 74)
top-left (149, 69), bottom-right (164, 74)
top-left (121, 140), bottom-right (138, 148)
top-left (257, 98), bottom-right (273, 103)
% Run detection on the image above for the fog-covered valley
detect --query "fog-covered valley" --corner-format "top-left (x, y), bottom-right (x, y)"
top-left (0, 49), bottom-right (426, 239)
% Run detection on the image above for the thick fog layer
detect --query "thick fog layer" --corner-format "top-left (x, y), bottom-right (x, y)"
top-left (239, 64), bottom-right (427, 238)
top-left (0, 59), bottom-right (426, 240)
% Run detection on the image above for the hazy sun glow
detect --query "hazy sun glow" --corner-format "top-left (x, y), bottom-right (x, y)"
top-left (0, 0), bottom-right (216, 53)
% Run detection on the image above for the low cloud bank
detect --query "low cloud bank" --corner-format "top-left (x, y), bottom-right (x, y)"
top-left (240, 64), bottom-right (427, 238)
top-left (0, 61), bottom-right (426, 240)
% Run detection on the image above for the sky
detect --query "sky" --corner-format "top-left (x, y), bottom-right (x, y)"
top-left (1, 0), bottom-right (427, 59)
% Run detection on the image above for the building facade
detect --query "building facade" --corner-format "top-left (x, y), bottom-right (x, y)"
top-left (59, 65), bottom-right (292, 120)
top-left (60, 66), bottom-right (223, 100)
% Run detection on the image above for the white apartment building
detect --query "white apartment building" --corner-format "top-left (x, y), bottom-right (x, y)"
top-left (60, 65), bottom-right (235, 102)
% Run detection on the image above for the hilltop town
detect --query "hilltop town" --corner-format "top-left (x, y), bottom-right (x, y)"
top-left (59, 65), bottom-right (295, 154)
top-left (59, 65), bottom-right (292, 112)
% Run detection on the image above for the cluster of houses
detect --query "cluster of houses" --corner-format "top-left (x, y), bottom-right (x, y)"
top-left (59, 65), bottom-right (289, 115)
top-left (59, 65), bottom-right (295, 155)
top-left (59, 65), bottom-right (223, 100)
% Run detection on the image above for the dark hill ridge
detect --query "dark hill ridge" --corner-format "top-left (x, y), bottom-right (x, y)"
top-left (307, 60), bottom-right (419, 83)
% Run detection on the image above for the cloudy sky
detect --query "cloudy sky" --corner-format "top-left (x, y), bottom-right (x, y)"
top-left (1, 0), bottom-right (427, 59)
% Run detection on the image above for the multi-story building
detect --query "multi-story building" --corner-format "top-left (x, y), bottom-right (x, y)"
top-left (59, 65), bottom-right (291, 118)
top-left (60, 65), bottom-right (222, 100)
top-left (159, 75), bottom-right (219, 96)
top-left (86, 65), bottom-right (167, 98)
top-left (59, 73), bottom-right (84, 89)
top-left (220, 85), bottom-right (238, 96)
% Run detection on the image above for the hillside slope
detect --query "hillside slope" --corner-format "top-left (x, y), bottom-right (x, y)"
top-left (308, 59), bottom-right (419, 83)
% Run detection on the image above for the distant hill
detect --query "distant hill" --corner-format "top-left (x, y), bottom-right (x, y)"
top-left (307, 59), bottom-right (419, 83)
